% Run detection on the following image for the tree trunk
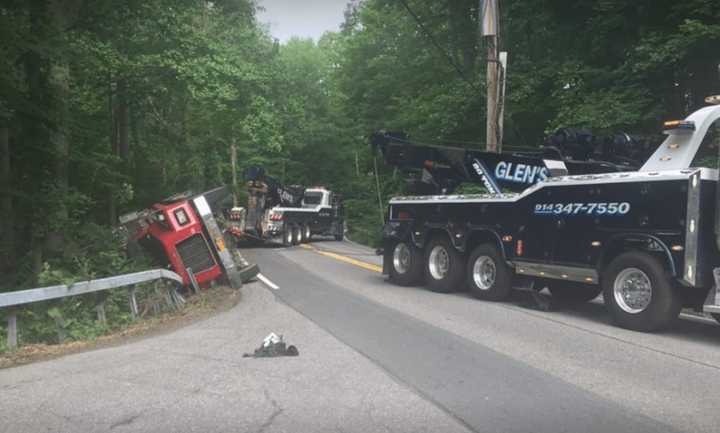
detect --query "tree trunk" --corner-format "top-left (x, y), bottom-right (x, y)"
top-left (44, 0), bottom-right (82, 253)
top-left (30, 235), bottom-right (43, 285)
top-left (44, 60), bottom-right (71, 254)
top-left (110, 79), bottom-right (130, 223)
top-left (109, 77), bottom-right (117, 224)
top-left (449, 1), bottom-right (477, 79)
top-left (117, 80), bottom-right (130, 160)
top-left (0, 125), bottom-right (13, 270)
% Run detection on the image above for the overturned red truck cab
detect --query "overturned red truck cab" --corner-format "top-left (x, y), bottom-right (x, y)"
top-left (120, 187), bottom-right (252, 289)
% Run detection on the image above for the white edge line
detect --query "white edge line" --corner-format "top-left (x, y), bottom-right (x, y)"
top-left (257, 273), bottom-right (279, 290)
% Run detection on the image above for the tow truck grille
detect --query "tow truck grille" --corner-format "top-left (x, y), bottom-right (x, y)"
top-left (176, 234), bottom-right (215, 273)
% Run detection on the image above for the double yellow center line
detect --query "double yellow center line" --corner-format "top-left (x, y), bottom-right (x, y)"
top-left (300, 244), bottom-right (383, 273)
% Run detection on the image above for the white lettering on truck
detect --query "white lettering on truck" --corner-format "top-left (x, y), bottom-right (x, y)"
top-left (495, 162), bottom-right (548, 184)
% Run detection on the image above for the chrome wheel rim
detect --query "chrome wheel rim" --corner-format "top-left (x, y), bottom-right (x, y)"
top-left (305, 225), bottom-right (311, 239)
top-left (285, 229), bottom-right (292, 244)
top-left (392, 243), bottom-right (411, 274)
top-left (428, 245), bottom-right (450, 280)
top-left (472, 256), bottom-right (496, 290)
top-left (613, 268), bottom-right (652, 314)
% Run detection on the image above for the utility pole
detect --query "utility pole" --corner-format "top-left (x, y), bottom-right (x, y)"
top-left (481, 0), bottom-right (499, 152)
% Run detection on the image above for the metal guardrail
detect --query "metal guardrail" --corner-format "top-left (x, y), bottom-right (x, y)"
top-left (0, 269), bottom-right (184, 350)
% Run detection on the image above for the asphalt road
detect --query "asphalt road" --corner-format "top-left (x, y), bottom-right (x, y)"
top-left (0, 277), bottom-right (470, 432)
top-left (3, 239), bottom-right (720, 433)
top-left (246, 239), bottom-right (720, 433)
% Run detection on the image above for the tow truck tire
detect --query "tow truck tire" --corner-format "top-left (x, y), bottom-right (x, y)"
top-left (388, 240), bottom-right (424, 286)
top-left (547, 281), bottom-right (602, 303)
top-left (291, 225), bottom-right (302, 245)
top-left (602, 251), bottom-right (681, 332)
top-left (466, 244), bottom-right (512, 301)
top-left (302, 224), bottom-right (311, 243)
top-left (334, 221), bottom-right (344, 241)
top-left (283, 225), bottom-right (293, 246)
top-left (424, 236), bottom-right (464, 293)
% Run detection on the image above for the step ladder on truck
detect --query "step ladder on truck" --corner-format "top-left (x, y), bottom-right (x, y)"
top-left (374, 96), bottom-right (720, 332)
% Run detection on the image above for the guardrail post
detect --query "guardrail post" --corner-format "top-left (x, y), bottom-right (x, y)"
top-left (95, 292), bottom-right (108, 325)
top-left (6, 308), bottom-right (18, 349)
top-left (162, 282), bottom-right (177, 311)
top-left (170, 284), bottom-right (185, 308)
top-left (52, 309), bottom-right (67, 344)
top-left (128, 285), bottom-right (139, 320)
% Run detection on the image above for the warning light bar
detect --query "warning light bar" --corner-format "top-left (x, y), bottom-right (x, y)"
top-left (706, 95), bottom-right (720, 105)
top-left (663, 120), bottom-right (695, 134)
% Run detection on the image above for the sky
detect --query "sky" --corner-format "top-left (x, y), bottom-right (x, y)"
top-left (256, 0), bottom-right (349, 42)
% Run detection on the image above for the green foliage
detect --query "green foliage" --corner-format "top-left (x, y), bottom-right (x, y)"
top-left (4, 222), bottom-right (152, 348)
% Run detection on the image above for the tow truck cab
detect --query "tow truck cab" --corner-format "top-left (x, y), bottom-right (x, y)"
top-left (302, 188), bottom-right (330, 208)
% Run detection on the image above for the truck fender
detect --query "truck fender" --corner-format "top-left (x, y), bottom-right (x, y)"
top-left (598, 234), bottom-right (677, 277)
top-left (420, 223), bottom-right (459, 251)
top-left (464, 227), bottom-right (507, 260)
top-left (383, 220), bottom-right (413, 243)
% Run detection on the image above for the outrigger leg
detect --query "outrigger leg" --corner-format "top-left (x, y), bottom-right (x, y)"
top-left (514, 276), bottom-right (553, 312)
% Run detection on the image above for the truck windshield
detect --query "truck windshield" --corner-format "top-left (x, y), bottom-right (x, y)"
top-left (303, 192), bottom-right (323, 207)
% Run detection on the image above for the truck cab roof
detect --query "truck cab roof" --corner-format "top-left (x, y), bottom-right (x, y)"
top-left (302, 188), bottom-right (331, 208)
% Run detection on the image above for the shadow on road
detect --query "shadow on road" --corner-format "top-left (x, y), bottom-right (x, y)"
top-left (374, 276), bottom-right (720, 344)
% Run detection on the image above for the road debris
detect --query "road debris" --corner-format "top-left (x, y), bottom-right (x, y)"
top-left (243, 332), bottom-right (299, 358)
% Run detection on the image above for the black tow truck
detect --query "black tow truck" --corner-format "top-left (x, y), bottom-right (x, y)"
top-left (228, 166), bottom-right (344, 245)
top-left (374, 97), bottom-right (720, 332)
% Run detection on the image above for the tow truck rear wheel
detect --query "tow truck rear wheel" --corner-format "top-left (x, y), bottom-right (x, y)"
top-left (547, 281), bottom-right (602, 303)
top-left (602, 251), bottom-right (681, 332)
top-left (283, 225), bottom-right (293, 246)
top-left (424, 236), bottom-right (464, 293)
top-left (466, 244), bottom-right (512, 301)
top-left (291, 224), bottom-right (302, 245)
top-left (388, 240), bottom-right (424, 286)
top-left (302, 224), bottom-right (311, 243)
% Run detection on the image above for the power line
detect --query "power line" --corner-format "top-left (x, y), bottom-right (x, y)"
top-left (397, 0), bottom-right (483, 94)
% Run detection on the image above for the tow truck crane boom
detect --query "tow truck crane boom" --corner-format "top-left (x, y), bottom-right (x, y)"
top-left (371, 131), bottom-right (641, 195)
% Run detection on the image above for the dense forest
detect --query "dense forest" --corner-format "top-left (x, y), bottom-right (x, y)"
top-left (0, 0), bottom-right (719, 344)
